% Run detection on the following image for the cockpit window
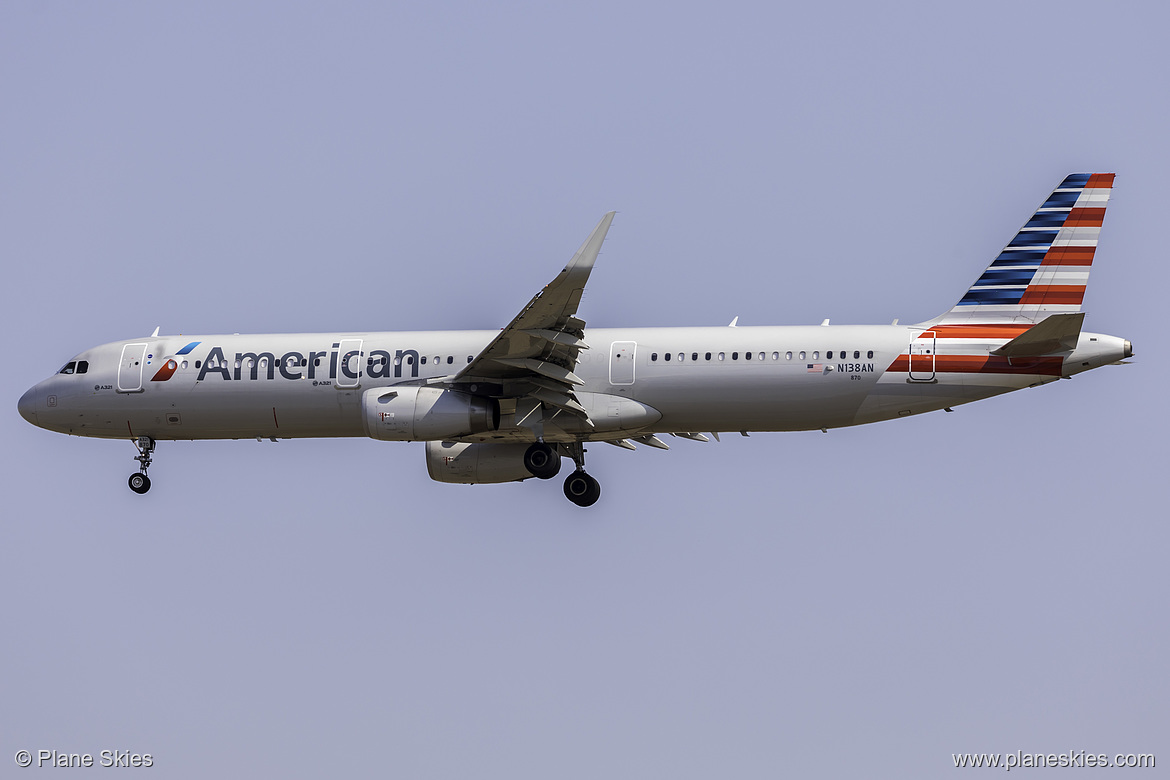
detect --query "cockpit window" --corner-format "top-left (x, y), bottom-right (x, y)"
top-left (59, 362), bottom-right (77, 375)
top-left (76, 361), bottom-right (89, 374)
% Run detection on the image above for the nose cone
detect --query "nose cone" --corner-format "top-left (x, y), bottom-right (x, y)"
top-left (18, 386), bottom-right (38, 426)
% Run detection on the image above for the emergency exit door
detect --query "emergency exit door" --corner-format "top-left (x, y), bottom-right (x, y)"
top-left (609, 341), bottom-right (636, 385)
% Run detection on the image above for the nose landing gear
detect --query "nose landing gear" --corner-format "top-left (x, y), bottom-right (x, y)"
top-left (561, 442), bottom-right (601, 507)
top-left (128, 436), bottom-right (154, 494)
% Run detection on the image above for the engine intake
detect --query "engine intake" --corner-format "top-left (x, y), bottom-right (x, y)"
top-left (362, 387), bottom-right (499, 441)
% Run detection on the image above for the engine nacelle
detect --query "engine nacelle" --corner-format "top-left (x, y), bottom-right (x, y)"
top-left (362, 386), bottom-right (499, 441)
top-left (425, 441), bottom-right (535, 484)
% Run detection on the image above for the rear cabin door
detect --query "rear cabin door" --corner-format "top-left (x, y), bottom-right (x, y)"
top-left (908, 331), bottom-right (936, 381)
top-left (117, 343), bottom-right (148, 393)
top-left (609, 341), bottom-right (636, 385)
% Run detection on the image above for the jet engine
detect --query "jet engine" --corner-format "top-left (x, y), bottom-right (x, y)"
top-left (425, 441), bottom-right (536, 484)
top-left (362, 387), bottom-right (499, 441)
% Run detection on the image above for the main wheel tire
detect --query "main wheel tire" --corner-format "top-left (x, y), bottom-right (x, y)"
top-left (524, 442), bottom-right (561, 480)
top-left (563, 471), bottom-right (601, 507)
top-left (128, 473), bottom-right (151, 494)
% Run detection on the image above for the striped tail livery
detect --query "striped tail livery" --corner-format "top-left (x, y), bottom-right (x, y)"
top-left (936, 172), bottom-right (1113, 325)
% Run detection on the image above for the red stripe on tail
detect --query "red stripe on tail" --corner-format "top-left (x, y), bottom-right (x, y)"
top-left (1018, 286), bottom-right (1086, 305)
top-left (1042, 246), bottom-right (1095, 266)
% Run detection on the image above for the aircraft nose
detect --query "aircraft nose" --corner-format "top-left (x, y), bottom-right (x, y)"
top-left (18, 386), bottom-right (38, 425)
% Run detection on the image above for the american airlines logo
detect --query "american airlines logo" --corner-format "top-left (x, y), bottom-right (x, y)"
top-left (149, 345), bottom-right (425, 382)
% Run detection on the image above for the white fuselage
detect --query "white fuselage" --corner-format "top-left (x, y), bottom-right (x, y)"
top-left (18, 324), bottom-right (1129, 444)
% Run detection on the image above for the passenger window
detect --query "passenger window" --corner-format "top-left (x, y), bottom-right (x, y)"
top-left (772, 352), bottom-right (779, 360)
top-left (421, 356), bottom-right (427, 364)
top-left (180, 360), bottom-right (188, 370)
top-left (651, 353), bottom-right (658, 361)
top-left (827, 351), bottom-right (834, 359)
top-left (867, 350), bottom-right (874, 359)
top-left (195, 360), bottom-right (202, 369)
top-left (854, 350), bottom-right (860, 359)
top-left (59, 362), bottom-right (76, 375)
top-left (718, 352), bottom-right (725, 361)
top-left (785, 351), bottom-right (792, 360)
top-left (692, 352), bottom-right (698, 361)
top-left (447, 356), bottom-right (453, 364)
top-left (677, 352), bottom-right (684, 362)
top-left (758, 352), bottom-right (764, 361)
top-left (745, 351), bottom-right (751, 360)
top-left (812, 351), bottom-right (819, 360)
top-left (664, 352), bottom-right (671, 361)
top-left (467, 356), bottom-right (473, 363)
top-left (799, 351), bottom-right (806, 360)
top-left (732, 352), bottom-right (739, 360)
top-left (705, 352), bottom-right (712, 360)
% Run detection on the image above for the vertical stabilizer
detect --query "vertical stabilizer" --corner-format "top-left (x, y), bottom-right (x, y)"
top-left (935, 173), bottom-right (1113, 324)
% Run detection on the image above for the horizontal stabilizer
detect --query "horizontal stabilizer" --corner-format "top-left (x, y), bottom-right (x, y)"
top-left (992, 312), bottom-right (1084, 356)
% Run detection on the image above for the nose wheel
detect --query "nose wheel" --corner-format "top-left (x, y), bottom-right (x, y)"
top-left (128, 436), bottom-right (155, 494)
top-left (561, 442), bottom-right (601, 507)
top-left (128, 472), bottom-right (151, 494)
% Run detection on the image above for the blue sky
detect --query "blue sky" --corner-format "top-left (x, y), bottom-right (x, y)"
top-left (2, 2), bottom-right (1166, 777)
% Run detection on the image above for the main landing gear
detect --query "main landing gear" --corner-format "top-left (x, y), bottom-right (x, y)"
top-left (561, 442), bottom-right (601, 508)
top-left (525, 441), bottom-right (601, 506)
top-left (128, 436), bottom-right (154, 494)
top-left (523, 442), bottom-right (562, 480)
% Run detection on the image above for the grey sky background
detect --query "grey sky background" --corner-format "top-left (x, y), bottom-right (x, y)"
top-left (3, 2), bottom-right (1167, 777)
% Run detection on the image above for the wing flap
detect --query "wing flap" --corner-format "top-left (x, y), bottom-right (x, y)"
top-left (491, 358), bottom-right (585, 386)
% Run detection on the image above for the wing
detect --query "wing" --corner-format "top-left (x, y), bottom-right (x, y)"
top-left (451, 212), bottom-right (616, 424)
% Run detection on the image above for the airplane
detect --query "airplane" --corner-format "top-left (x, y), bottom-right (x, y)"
top-left (18, 173), bottom-right (1132, 507)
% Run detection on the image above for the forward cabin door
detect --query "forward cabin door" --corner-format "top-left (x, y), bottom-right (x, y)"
top-left (117, 343), bottom-right (148, 393)
top-left (609, 341), bottom-right (636, 385)
top-left (908, 331), bottom-right (936, 381)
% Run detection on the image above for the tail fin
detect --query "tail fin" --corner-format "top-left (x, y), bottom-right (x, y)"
top-left (935, 173), bottom-right (1114, 324)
